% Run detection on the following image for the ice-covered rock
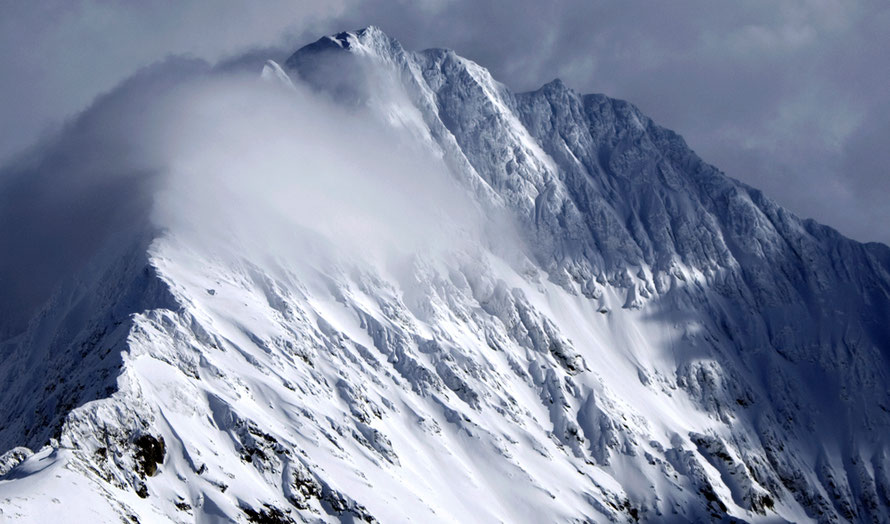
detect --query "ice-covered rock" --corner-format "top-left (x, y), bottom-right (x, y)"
top-left (0, 26), bottom-right (889, 523)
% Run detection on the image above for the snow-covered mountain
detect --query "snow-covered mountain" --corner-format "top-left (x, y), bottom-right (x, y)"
top-left (1, 26), bottom-right (889, 523)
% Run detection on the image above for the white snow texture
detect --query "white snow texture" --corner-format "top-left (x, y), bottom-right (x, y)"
top-left (1, 27), bottom-right (889, 523)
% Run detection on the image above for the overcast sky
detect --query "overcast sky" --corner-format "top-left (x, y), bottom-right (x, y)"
top-left (1, 0), bottom-right (887, 245)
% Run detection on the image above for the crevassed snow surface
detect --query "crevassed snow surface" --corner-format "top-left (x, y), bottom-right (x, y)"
top-left (1, 27), bottom-right (890, 523)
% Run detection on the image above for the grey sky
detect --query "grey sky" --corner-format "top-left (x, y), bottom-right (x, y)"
top-left (1, 1), bottom-right (887, 244)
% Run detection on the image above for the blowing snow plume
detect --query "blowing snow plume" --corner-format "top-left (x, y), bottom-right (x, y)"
top-left (0, 52), bottom-right (483, 337)
top-left (1, 27), bottom-right (890, 524)
top-left (152, 61), bottom-right (483, 262)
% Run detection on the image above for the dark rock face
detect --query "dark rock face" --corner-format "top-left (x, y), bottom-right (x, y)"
top-left (241, 504), bottom-right (295, 524)
top-left (134, 434), bottom-right (165, 478)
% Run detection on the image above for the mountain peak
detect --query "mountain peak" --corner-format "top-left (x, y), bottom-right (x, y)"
top-left (545, 77), bottom-right (567, 89)
top-left (288, 25), bottom-right (399, 59)
top-left (535, 77), bottom-right (573, 96)
top-left (328, 25), bottom-right (388, 48)
top-left (2, 26), bottom-right (890, 524)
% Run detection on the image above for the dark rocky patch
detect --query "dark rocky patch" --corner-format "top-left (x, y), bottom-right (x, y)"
top-left (134, 434), bottom-right (165, 477)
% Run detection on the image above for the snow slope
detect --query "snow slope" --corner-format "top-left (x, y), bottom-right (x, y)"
top-left (1, 27), bottom-right (889, 523)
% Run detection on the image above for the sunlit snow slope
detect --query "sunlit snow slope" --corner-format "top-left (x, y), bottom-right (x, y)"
top-left (1, 27), bottom-right (890, 523)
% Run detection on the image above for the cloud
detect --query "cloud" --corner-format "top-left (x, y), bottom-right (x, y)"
top-left (0, 54), bottom-right (482, 336)
top-left (0, 57), bottom-right (205, 334)
top-left (0, 0), bottom-right (349, 162)
top-left (0, 0), bottom-right (887, 247)
top-left (151, 65), bottom-right (480, 263)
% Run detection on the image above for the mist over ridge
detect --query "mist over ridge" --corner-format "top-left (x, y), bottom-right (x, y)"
top-left (0, 26), bottom-right (888, 524)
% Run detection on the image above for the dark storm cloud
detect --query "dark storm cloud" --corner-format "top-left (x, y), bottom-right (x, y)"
top-left (0, 0), bottom-right (346, 161)
top-left (0, 1), bottom-right (887, 244)
top-left (0, 57), bottom-right (208, 335)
